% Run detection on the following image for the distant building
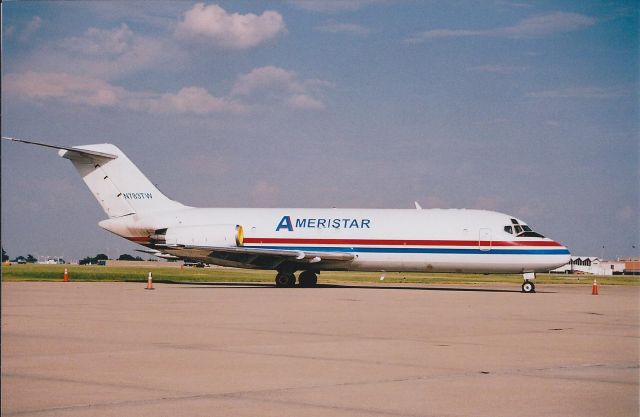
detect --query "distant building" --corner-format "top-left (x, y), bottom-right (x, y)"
top-left (620, 258), bottom-right (640, 275)
top-left (551, 257), bottom-right (626, 275)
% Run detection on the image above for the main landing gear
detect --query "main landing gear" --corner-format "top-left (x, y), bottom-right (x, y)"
top-left (298, 270), bottom-right (318, 287)
top-left (522, 272), bottom-right (536, 293)
top-left (275, 270), bottom-right (318, 288)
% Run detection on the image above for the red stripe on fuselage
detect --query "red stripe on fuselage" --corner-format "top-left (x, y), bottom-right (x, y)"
top-left (242, 237), bottom-right (562, 247)
top-left (126, 236), bottom-right (150, 242)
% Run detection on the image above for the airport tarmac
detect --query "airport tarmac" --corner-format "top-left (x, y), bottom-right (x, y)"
top-left (2, 281), bottom-right (638, 417)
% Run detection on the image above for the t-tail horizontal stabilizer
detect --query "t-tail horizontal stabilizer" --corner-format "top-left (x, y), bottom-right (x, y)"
top-left (2, 136), bottom-right (184, 218)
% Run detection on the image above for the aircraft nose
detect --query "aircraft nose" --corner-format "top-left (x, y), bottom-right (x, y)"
top-left (554, 241), bottom-right (571, 264)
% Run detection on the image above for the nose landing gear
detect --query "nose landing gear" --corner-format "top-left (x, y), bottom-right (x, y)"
top-left (522, 281), bottom-right (535, 293)
top-left (522, 272), bottom-right (536, 293)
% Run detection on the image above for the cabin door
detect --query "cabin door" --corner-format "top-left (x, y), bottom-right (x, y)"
top-left (479, 228), bottom-right (492, 252)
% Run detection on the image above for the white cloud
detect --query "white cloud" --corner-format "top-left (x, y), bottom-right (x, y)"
top-left (288, 0), bottom-right (384, 12)
top-left (467, 64), bottom-right (527, 74)
top-left (231, 66), bottom-right (330, 110)
top-left (20, 16), bottom-right (42, 42)
top-left (3, 72), bottom-right (242, 115)
top-left (287, 94), bottom-right (325, 110)
top-left (21, 24), bottom-right (170, 80)
top-left (62, 24), bottom-right (137, 57)
top-left (616, 206), bottom-right (635, 224)
top-left (232, 66), bottom-right (304, 96)
top-left (139, 87), bottom-right (245, 114)
top-left (407, 12), bottom-right (596, 43)
top-left (316, 21), bottom-right (371, 35)
top-left (4, 67), bottom-right (329, 114)
top-left (4, 25), bottom-right (16, 39)
top-left (526, 86), bottom-right (626, 99)
top-left (419, 195), bottom-right (450, 209)
top-left (3, 72), bottom-right (125, 107)
top-left (175, 3), bottom-right (285, 49)
top-left (475, 196), bottom-right (501, 211)
top-left (407, 29), bottom-right (480, 42)
top-left (251, 180), bottom-right (281, 206)
top-left (499, 12), bottom-right (596, 38)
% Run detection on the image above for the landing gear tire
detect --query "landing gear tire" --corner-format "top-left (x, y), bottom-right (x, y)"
top-left (298, 271), bottom-right (318, 288)
top-left (522, 281), bottom-right (535, 293)
top-left (275, 272), bottom-right (296, 288)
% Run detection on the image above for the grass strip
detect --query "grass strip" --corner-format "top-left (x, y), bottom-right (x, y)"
top-left (2, 264), bottom-right (638, 285)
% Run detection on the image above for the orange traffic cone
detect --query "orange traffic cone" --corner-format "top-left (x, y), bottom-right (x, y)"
top-left (591, 279), bottom-right (598, 295)
top-left (63, 268), bottom-right (69, 282)
top-left (145, 272), bottom-right (155, 290)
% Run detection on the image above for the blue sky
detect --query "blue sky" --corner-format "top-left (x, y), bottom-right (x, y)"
top-left (2, 0), bottom-right (638, 262)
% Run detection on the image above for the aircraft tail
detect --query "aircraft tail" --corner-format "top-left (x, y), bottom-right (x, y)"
top-left (59, 143), bottom-right (184, 218)
top-left (1, 137), bottom-right (184, 218)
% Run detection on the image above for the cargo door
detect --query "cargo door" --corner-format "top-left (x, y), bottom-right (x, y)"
top-left (479, 228), bottom-right (492, 252)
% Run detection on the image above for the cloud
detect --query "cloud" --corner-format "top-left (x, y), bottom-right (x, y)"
top-left (3, 72), bottom-right (125, 107)
top-left (22, 24), bottom-right (169, 80)
top-left (288, 0), bottom-right (384, 12)
top-left (616, 206), bottom-right (636, 224)
top-left (175, 3), bottom-right (285, 49)
top-left (251, 180), bottom-right (281, 206)
top-left (138, 87), bottom-right (244, 114)
top-left (526, 86), bottom-right (627, 99)
top-left (287, 94), bottom-right (325, 110)
top-left (498, 12), bottom-right (596, 38)
top-left (232, 66), bottom-right (304, 96)
top-left (316, 21), bottom-right (371, 35)
top-left (467, 64), bottom-right (527, 74)
top-left (62, 24), bottom-right (136, 57)
top-left (231, 66), bottom-right (331, 110)
top-left (475, 196), bottom-right (501, 211)
top-left (4, 66), bottom-right (329, 114)
top-left (5, 25), bottom-right (16, 39)
top-left (19, 16), bottom-right (42, 42)
top-left (3, 72), bottom-right (242, 114)
top-left (408, 29), bottom-right (481, 42)
top-left (419, 195), bottom-right (450, 209)
top-left (407, 12), bottom-right (596, 43)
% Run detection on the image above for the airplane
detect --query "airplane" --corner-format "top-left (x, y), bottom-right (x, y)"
top-left (2, 136), bottom-right (571, 293)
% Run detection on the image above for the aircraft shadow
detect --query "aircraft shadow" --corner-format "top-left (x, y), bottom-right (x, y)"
top-left (145, 280), bottom-right (545, 293)
top-left (316, 283), bottom-right (530, 293)
top-left (127, 280), bottom-right (272, 288)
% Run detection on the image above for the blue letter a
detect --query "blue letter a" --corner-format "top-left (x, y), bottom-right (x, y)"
top-left (276, 215), bottom-right (293, 231)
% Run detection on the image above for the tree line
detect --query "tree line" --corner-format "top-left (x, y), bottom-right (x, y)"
top-left (2, 247), bottom-right (147, 264)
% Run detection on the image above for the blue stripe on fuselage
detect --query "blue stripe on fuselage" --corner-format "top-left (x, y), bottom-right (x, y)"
top-left (244, 245), bottom-right (570, 255)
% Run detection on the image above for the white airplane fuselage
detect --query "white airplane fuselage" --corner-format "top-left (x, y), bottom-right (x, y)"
top-left (99, 206), bottom-right (570, 274)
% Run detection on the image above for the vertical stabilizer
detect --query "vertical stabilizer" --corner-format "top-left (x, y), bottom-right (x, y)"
top-left (59, 144), bottom-right (184, 218)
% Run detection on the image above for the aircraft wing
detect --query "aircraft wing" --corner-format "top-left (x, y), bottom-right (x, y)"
top-left (160, 245), bottom-right (355, 270)
top-left (135, 248), bottom-right (180, 260)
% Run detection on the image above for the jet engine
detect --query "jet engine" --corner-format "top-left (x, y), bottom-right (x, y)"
top-left (150, 224), bottom-right (244, 247)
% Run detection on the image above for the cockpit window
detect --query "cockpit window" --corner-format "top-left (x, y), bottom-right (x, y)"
top-left (505, 220), bottom-right (545, 238)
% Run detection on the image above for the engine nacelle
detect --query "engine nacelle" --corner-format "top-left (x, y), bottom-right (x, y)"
top-left (151, 224), bottom-right (244, 247)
